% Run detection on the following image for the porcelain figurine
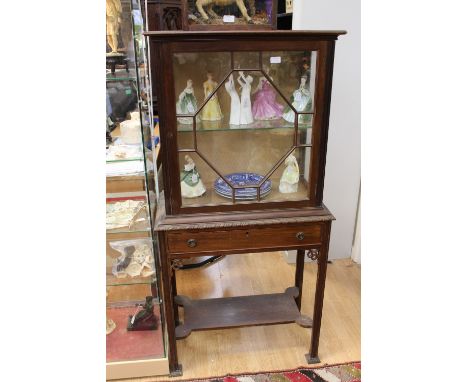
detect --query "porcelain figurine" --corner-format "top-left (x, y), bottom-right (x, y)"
top-left (201, 72), bottom-right (223, 121)
top-left (106, 0), bottom-right (122, 54)
top-left (106, 288), bottom-right (116, 335)
top-left (237, 71), bottom-right (254, 125)
top-left (176, 79), bottom-right (199, 124)
top-left (180, 155), bottom-right (206, 198)
top-left (224, 74), bottom-right (241, 125)
top-left (282, 75), bottom-right (313, 124)
top-left (127, 296), bottom-right (158, 331)
top-left (279, 154), bottom-right (300, 193)
top-left (252, 75), bottom-right (284, 120)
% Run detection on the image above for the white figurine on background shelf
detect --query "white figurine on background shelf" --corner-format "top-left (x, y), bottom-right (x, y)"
top-left (237, 71), bottom-right (254, 125)
top-left (279, 154), bottom-right (300, 193)
top-left (180, 155), bottom-right (206, 198)
top-left (120, 111), bottom-right (142, 144)
top-left (176, 79), bottom-right (199, 124)
top-left (282, 74), bottom-right (313, 124)
top-left (224, 74), bottom-right (241, 125)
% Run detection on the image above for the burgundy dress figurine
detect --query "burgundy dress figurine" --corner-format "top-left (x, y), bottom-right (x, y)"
top-left (252, 77), bottom-right (284, 120)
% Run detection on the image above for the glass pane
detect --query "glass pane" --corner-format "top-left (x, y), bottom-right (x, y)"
top-left (178, 122), bottom-right (195, 150)
top-left (173, 52), bottom-right (231, 124)
top-left (107, 238), bottom-right (156, 286)
top-left (174, 50), bottom-right (318, 207)
top-left (262, 50), bottom-right (317, 116)
top-left (262, 146), bottom-right (311, 203)
top-left (179, 152), bottom-right (234, 207)
top-left (233, 51), bottom-right (260, 70)
top-left (107, 285), bottom-right (164, 362)
top-left (185, 0), bottom-right (275, 28)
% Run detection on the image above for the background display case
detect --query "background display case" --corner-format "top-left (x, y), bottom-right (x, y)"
top-left (148, 30), bottom-right (345, 375)
top-left (106, 0), bottom-right (168, 379)
top-left (182, 0), bottom-right (278, 30)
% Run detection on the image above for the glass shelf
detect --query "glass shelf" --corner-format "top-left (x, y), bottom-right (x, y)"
top-left (106, 196), bottom-right (155, 235)
top-left (106, 238), bottom-right (157, 287)
top-left (106, 76), bottom-right (137, 82)
top-left (182, 177), bottom-right (309, 207)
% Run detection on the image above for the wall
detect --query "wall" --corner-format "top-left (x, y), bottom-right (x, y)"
top-left (293, 0), bottom-right (361, 259)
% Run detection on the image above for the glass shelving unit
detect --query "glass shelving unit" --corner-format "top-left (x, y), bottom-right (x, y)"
top-left (106, 0), bottom-right (167, 378)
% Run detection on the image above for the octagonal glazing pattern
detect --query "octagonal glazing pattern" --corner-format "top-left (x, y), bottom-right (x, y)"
top-left (173, 50), bottom-right (317, 207)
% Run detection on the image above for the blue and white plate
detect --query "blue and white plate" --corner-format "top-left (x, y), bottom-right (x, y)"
top-left (214, 173), bottom-right (272, 200)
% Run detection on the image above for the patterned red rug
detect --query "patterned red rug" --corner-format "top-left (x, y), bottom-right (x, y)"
top-left (172, 362), bottom-right (361, 382)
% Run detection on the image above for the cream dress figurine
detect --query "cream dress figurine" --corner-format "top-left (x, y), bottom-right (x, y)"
top-left (106, 0), bottom-right (122, 54)
top-left (180, 155), bottom-right (206, 198)
top-left (279, 154), bottom-right (300, 193)
top-left (237, 71), bottom-right (254, 125)
top-left (224, 74), bottom-right (241, 125)
top-left (282, 75), bottom-right (313, 124)
top-left (201, 72), bottom-right (223, 121)
top-left (176, 79), bottom-right (199, 124)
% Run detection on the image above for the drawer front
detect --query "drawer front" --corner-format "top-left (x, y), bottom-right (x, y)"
top-left (166, 223), bottom-right (323, 255)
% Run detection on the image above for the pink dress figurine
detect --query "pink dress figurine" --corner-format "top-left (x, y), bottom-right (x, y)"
top-left (252, 78), bottom-right (284, 120)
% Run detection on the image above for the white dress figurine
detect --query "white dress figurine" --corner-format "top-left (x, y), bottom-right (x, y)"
top-left (224, 74), bottom-right (241, 125)
top-left (176, 79), bottom-right (199, 124)
top-left (282, 75), bottom-right (313, 124)
top-left (237, 72), bottom-right (254, 125)
top-left (279, 154), bottom-right (300, 193)
top-left (180, 155), bottom-right (206, 198)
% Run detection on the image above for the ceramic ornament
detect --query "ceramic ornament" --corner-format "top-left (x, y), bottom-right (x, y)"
top-left (279, 154), bottom-right (300, 193)
top-left (106, 0), bottom-right (122, 54)
top-left (201, 72), bottom-right (223, 121)
top-left (237, 71), bottom-right (254, 125)
top-left (252, 76), bottom-right (284, 120)
top-left (282, 75), bottom-right (313, 124)
top-left (106, 288), bottom-right (116, 335)
top-left (125, 261), bottom-right (144, 277)
top-left (176, 79), bottom-right (199, 124)
top-left (180, 155), bottom-right (206, 198)
top-left (224, 74), bottom-right (241, 125)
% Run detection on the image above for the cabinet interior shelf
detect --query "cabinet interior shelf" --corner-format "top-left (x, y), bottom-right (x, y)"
top-left (174, 286), bottom-right (312, 339)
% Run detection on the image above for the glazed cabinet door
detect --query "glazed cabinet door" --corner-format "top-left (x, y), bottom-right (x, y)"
top-left (150, 34), bottom-right (339, 215)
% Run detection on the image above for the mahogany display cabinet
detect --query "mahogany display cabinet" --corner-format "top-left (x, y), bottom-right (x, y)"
top-left (145, 30), bottom-right (346, 375)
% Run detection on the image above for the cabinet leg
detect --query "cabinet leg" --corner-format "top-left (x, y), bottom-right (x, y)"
top-left (171, 264), bottom-right (180, 326)
top-left (306, 222), bottom-right (332, 364)
top-left (158, 233), bottom-right (182, 375)
top-left (294, 249), bottom-right (305, 310)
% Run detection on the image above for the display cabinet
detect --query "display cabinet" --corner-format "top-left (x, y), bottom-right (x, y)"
top-left (106, 0), bottom-right (168, 379)
top-left (147, 30), bottom-right (345, 375)
top-left (181, 0), bottom-right (277, 30)
top-left (145, 0), bottom-right (184, 31)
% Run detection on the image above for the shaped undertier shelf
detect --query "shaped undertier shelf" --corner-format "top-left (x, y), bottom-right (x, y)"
top-left (174, 286), bottom-right (312, 339)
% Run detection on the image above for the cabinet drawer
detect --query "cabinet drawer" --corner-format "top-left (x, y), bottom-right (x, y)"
top-left (166, 224), bottom-right (323, 255)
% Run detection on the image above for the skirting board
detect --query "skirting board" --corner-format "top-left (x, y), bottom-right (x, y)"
top-left (282, 250), bottom-right (314, 264)
top-left (106, 357), bottom-right (169, 380)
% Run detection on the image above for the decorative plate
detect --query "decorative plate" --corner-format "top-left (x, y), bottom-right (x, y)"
top-left (214, 173), bottom-right (272, 200)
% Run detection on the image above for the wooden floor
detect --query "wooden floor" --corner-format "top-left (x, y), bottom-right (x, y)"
top-left (135, 253), bottom-right (360, 381)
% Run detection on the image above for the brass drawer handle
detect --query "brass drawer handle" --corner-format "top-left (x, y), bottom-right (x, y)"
top-left (296, 232), bottom-right (305, 241)
top-left (187, 239), bottom-right (197, 248)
